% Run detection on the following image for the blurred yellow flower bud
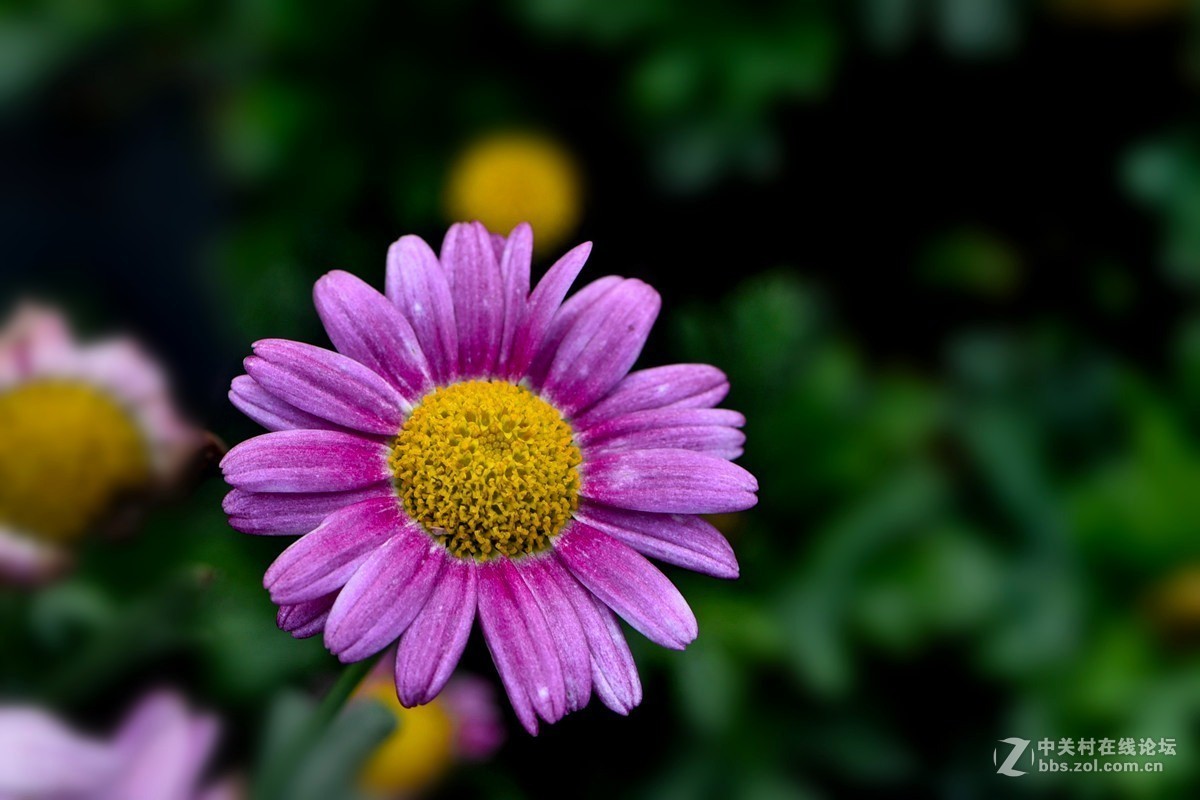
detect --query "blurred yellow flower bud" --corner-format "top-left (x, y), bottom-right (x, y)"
top-left (444, 132), bottom-right (583, 255)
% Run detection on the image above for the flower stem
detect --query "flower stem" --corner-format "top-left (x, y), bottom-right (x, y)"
top-left (254, 657), bottom-right (377, 800)
top-left (309, 656), bottom-right (376, 736)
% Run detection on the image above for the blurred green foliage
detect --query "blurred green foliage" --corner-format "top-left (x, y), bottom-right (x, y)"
top-left (669, 272), bottom-right (1200, 797)
top-left (518, 0), bottom-right (839, 190)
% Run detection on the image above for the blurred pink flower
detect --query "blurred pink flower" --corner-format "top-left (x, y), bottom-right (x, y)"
top-left (0, 690), bottom-right (232, 800)
top-left (0, 302), bottom-right (211, 585)
top-left (440, 676), bottom-right (505, 761)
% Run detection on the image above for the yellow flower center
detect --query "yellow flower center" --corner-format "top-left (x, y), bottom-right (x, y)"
top-left (443, 132), bottom-right (582, 254)
top-left (0, 381), bottom-right (150, 542)
top-left (359, 681), bottom-right (455, 794)
top-left (389, 380), bottom-right (581, 561)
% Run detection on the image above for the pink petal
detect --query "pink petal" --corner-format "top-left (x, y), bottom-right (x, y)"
top-left (222, 484), bottom-right (392, 536)
top-left (476, 560), bottom-right (567, 734)
top-left (489, 233), bottom-right (507, 260)
top-left (580, 408), bottom-right (744, 444)
top-left (441, 677), bottom-right (505, 759)
top-left (498, 223), bottom-right (533, 369)
top-left (0, 708), bottom-right (114, 795)
top-left (278, 593), bottom-right (337, 639)
top-left (246, 339), bottom-right (407, 434)
top-left (576, 501), bottom-right (739, 579)
top-left (539, 279), bottom-right (661, 417)
top-left (324, 527), bottom-right (445, 662)
top-left (516, 557), bottom-right (593, 713)
top-left (542, 557), bottom-right (642, 714)
top-left (0, 303), bottom-right (73, 384)
top-left (264, 497), bottom-right (405, 605)
top-left (573, 364), bottom-right (730, 429)
top-left (394, 561), bottom-right (479, 706)
top-left (505, 240), bottom-right (593, 379)
top-left (229, 375), bottom-right (346, 433)
top-left (107, 692), bottom-right (218, 800)
top-left (385, 235), bottom-right (459, 383)
top-left (581, 448), bottom-right (758, 514)
top-left (0, 526), bottom-right (66, 586)
top-left (590, 425), bottom-right (745, 460)
top-left (556, 522), bottom-right (698, 650)
top-left (441, 221), bottom-right (502, 378)
top-left (579, 408), bottom-right (745, 460)
top-left (220, 430), bottom-right (389, 493)
top-left (314, 270), bottom-right (431, 398)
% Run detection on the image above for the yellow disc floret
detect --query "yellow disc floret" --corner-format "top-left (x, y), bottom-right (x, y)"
top-left (0, 381), bottom-right (150, 542)
top-left (390, 380), bottom-right (581, 561)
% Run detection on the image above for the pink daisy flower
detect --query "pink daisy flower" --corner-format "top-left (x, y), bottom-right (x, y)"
top-left (0, 303), bottom-right (210, 584)
top-left (221, 222), bottom-right (757, 733)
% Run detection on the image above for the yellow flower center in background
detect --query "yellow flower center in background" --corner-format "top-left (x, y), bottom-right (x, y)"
top-left (359, 680), bottom-right (456, 795)
top-left (390, 380), bottom-right (581, 561)
top-left (0, 381), bottom-right (150, 542)
top-left (443, 132), bottom-right (583, 254)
